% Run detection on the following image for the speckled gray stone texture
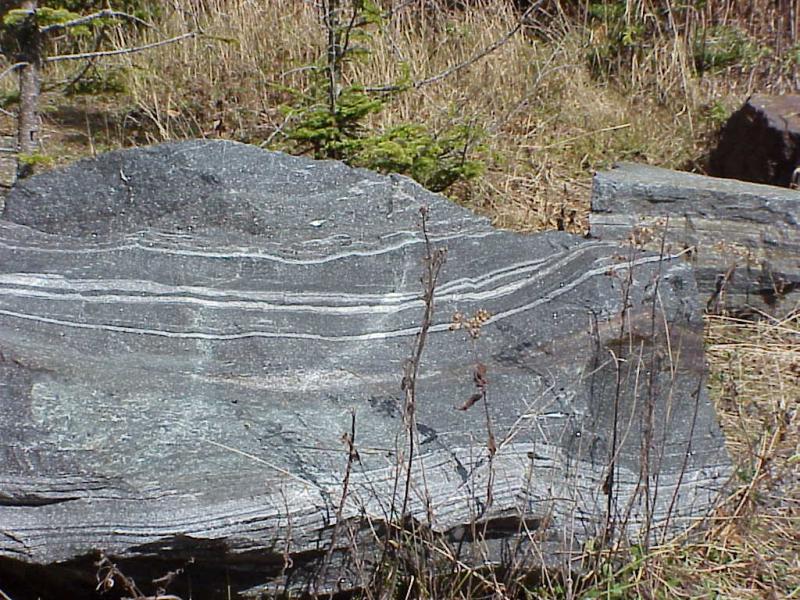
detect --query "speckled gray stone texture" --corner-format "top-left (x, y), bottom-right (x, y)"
top-left (0, 141), bottom-right (730, 598)
top-left (591, 161), bottom-right (800, 314)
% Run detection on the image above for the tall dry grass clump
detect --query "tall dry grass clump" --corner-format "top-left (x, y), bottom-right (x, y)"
top-left (94, 0), bottom-right (703, 231)
top-left (13, 0), bottom-right (796, 231)
top-left (2, 1), bottom-right (796, 225)
top-left (95, 0), bottom-right (795, 234)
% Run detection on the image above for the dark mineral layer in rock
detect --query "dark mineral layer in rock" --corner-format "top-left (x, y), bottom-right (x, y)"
top-left (709, 94), bottom-right (800, 187)
top-left (591, 162), bottom-right (800, 315)
top-left (0, 141), bottom-right (730, 599)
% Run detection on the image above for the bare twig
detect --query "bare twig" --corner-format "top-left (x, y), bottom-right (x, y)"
top-left (641, 220), bottom-right (671, 548)
top-left (479, 375), bottom-right (496, 512)
top-left (338, 0), bottom-right (362, 69)
top-left (40, 9), bottom-right (152, 34)
top-left (601, 246), bottom-right (637, 552)
top-left (373, 205), bottom-right (446, 597)
top-left (96, 555), bottom-right (146, 598)
top-left (49, 31), bottom-right (104, 92)
top-left (321, 0), bottom-right (340, 115)
top-left (400, 206), bottom-right (447, 519)
top-left (0, 62), bottom-right (28, 82)
top-left (199, 437), bottom-right (323, 490)
top-left (661, 373), bottom-right (703, 543)
top-left (332, 0), bottom-right (417, 31)
top-left (381, 0), bottom-right (417, 20)
top-left (521, 123), bottom-right (631, 151)
top-left (365, 0), bottom-right (543, 93)
top-left (278, 489), bottom-right (294, 583)
top-left (44, 31), bottom-right (196, 63)
top-left (317, 408), bottom-right (359, 593)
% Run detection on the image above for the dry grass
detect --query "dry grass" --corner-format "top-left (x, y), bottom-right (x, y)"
top-left (689, 311), bottom-right (800, 599)
top-left (0, 0), bottom-right (798, 597)
top-left (591, 309), bottom-right (800, 600)
top-left (523, 310), bottom-right (800, 599)
top-left (523, 311), bottom-right (799, 600)
top-left (8, 0), bottom-right (738, 229)
top-left (98, 0), bottom-right (794, 235)
top-left (6, 0), bottom-right (794, 232)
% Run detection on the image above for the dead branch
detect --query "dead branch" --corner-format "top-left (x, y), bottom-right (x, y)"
top-left (95, 555), bottom-right (185, 600)
top-left (42, 28), bottom-right (106, 93)
top-left (316, 408), bottom-right (359, 591)
top-left (40, 9), bottom-right (152, 34)
top-left (0, 62), bottom-right (28, 82)
top-left (96, 555), bottom-right (145, 598)
top-left (44, 31), bottom-right (196, 63)
top-left (400, 206), bottom-right (447, 518)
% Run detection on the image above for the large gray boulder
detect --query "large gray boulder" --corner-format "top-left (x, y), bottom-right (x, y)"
top-left (0, 141), bottom-right (730, 598)
top-left (591, 162), bottom-right (800, 316)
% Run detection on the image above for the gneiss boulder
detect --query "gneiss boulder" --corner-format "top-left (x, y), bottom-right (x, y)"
top-left (0, 141), bottom-right (730, 598)
top-left (709, 94), bottom-right (800, 188)
top-left (590, 162), bottom-right (800, 316)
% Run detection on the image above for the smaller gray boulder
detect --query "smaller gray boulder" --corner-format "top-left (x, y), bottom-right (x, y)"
top-left (591, 162), bottom-right (800, 315)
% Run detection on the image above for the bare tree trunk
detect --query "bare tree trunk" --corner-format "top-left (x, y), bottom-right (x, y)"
top-left (16, 0), bottom-right (40, 179)
top-left (323, 0), bottom-right (341, 118)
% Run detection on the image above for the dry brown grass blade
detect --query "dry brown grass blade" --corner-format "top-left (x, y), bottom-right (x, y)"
top-left (638, 310), bottom-right (800, 599)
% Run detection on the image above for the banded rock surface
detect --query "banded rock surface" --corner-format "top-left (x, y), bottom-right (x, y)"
top-left (0, 141), bottom-right (730, 598)
top-left (590, 162), bottom-right (800, 315)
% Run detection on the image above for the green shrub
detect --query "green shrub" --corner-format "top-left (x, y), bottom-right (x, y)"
top-left (39, 0), bottom-right (161, 21)
top-left (693, 25), bottom-right (766, 74)
top-left (352, 122), bottom-right (485, 192)
top-left (276, 0), bottom-right (485, 192)
top-left (65, 66), bottom-right (128, 95)
top-left (283, 86), bottom-right (384, 160)
top-left (282, 85), bottom-right (485, 192)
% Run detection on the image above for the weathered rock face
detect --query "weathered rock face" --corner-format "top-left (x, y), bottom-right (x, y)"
top-left (0, 141), bottom-right (730, 599)
top-left (590, 162), bottom-right (800, 315)
top-left (709, 94), bottom-right (800, 187)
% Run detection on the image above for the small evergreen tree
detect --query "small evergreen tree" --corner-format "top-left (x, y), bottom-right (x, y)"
top-left (279, 0), bottom-right (486, 193)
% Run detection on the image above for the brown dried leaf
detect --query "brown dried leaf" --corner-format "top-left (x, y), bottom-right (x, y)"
top-left (457, 392), bottom-right (483, 411)
top-left (487, 432), bottom-right (497, 457)
top-left (473, 362), bottom-right (488, 388)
